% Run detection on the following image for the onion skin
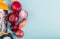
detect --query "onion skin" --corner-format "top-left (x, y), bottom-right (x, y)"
top-left (19, 19), bottom-right (27, 29)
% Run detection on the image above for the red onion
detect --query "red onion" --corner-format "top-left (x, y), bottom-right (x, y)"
top-left (19, 9), bottom-right (28, 19)
top-left (15, 29), bottom-right (24, 38)
top-left (8, 12), bottom-right (19, 24)
top-left (11, 1), bottom-right (22, 12)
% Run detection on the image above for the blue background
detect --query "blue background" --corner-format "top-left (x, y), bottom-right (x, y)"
top-left (5, 0), bottom-right (60, 39)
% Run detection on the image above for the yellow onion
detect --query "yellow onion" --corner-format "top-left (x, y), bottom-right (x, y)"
top-left (19, 19), bottom-right (27, 29)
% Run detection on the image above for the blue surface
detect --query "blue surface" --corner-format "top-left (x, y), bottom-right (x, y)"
top-left (5, 0), bottom-right (60, 39)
